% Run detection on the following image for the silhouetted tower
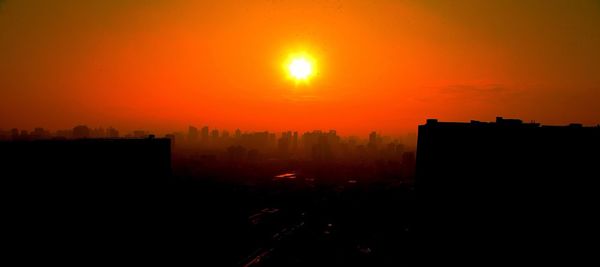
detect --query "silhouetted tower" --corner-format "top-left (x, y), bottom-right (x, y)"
top-left (31, 128), bottom-right (49, 140)
top-left (11, 128), bottom-right (19, 140)
top-left (292, 131), bottom-right (298, 151)
top-left (211, 129), bottom-right (219, 144)
top-left (73, 125), bottom-right (90, 139)
top-left (106, 127), bottom-right (119, 138)
top-left (368, 131), bottom-right (378, 151)
top-left (201, 126), bottom-right (209, 143)
top-left (278, 131), bottom-right (292, 157)
top-left (188, 126), bottom-right (199, 143)
top-left (416, 117), bottom-right (600, 264)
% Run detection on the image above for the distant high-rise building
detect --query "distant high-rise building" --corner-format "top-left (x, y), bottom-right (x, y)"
top-left (11, 128), bottom-right (19, 140)
top-left (292, 131), bottom-right (298, 151)
top-left (278, 131), bottom-right (292, 157)
top-left (72, 125), bottom-right (90, 139)
top-left (201, 126), bottom-right (209, 142)
top-left (31, 128), bottom-right (49, 140)
top-left (301, 130), bottom-right (338, 161)
top-left (211, 129), bottom-right (219, 143)
top-left (368, 131), bottom-right (378, 151)
top-left (369, 131), bottom-right (376, 143)
top-left (106, 127), bottom-right (119, 138)
top-left (240, 131), bottom-right (270, 150)
top-left (90, 128), bottom-right (106, 138)
top-left (268, 133), bottom-right (276, 147)
top-left (188, 126), bottom-right (199, 142)
top-left (17, 130), bottom-right (30, 141)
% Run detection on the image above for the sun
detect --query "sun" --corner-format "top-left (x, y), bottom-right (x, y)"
top-left (289, 58), bottom-right (312, 80)
top-left (285, 53), bottom-right (316, 82)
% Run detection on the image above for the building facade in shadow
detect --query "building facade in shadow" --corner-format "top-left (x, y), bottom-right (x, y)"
top-left (416, 117), bottom-right (600, 264)
top-left (1, 137), bottom-right (172, 261)
top-left (1, 137), bottom-right (171, 184)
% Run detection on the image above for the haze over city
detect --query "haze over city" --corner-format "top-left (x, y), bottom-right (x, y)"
top-left (1, 0), bottom-right (599, 134)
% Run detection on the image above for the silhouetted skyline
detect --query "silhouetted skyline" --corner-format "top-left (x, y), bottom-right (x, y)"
top-left (3, 117), bottom-right (598, 264)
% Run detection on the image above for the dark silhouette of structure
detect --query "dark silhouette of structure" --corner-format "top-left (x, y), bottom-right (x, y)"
top-left (188, 125), bottom-right (199, 142)
top-left (0, 123), bottom-right (416, 264)
top-left (416, 117), bottom-right (600, 263)
top-left (2, 137), bottom-right (172, 261)
top-left (2, 137), bottom-right (171, 184)
top-left (72, 125), bottom-right (91, 139)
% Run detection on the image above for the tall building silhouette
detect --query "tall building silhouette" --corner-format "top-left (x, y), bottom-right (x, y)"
top-left (211, 129), bottom-right (219, 144)
top-left (368, 131), bottom-right (378, 151)
top-left (72, 125), bottom-right (90, 139)
top-left (188, 126), bottom-right (199, 143)
top-left (278, 131), bottom-right (292, 157)
top-left (201, 126), bottom-right (209, 143)
top-left (2, 137), bottom-right (172, 184)
top-left (2, 137), bottom-right (172, 258)
top-left (11, 128), bottom-right (19, 140)
top-left (106, 127), bottom-right (119, 138)
top-left (221, 130), bottom-right (230, 139)
top-left (416, 117), bottom-right (600, 263)
top-left (292, 131), bottom-right (298, 151)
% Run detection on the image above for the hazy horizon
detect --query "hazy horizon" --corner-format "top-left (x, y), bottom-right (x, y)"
top-left (2, 0), bottom-right (599, 134)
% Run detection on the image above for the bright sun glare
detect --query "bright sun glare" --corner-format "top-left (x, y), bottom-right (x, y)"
top-left (287, 56), bottom-right (314, 81)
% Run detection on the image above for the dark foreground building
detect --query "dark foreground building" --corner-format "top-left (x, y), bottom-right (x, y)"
top-left (416, 118), bottom-right (600, 264)
top-left (1, 137), bottom-right (172, 206)
top-left (1, 137), bottom-right (171, 182)
top-left (1, 138), bottom-right (173, 262)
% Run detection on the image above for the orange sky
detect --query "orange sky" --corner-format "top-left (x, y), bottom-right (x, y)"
top-left (1, 0), bottom-right (599, 135)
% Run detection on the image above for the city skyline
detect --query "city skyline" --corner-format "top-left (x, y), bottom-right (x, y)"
top-left (0, 123), bottom-right (419, 143)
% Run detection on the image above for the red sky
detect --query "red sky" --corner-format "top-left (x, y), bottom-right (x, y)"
top-left (1, 0), bottom-right (599, 135)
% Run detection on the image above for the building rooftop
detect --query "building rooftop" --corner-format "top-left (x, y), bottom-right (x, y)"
top-left (423, 117), bottom-right (596, 128)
